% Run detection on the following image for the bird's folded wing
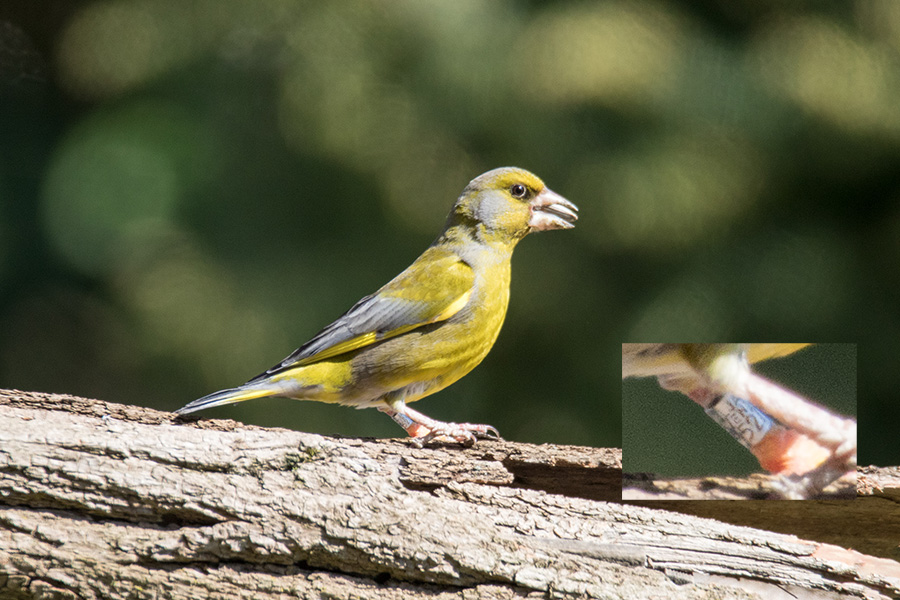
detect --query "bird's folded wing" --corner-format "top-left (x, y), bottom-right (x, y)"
top-left (746, 343), bottom-right (812, 364)
top-left (621, 343), bottom-right (685, 378)
top-left (250, 248), bottom-right (474, 380)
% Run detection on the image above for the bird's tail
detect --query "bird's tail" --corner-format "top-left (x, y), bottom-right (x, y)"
top-left (175, 383), bottom-right (280, 415)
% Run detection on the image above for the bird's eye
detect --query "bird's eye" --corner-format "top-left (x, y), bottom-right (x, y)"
top-left (510, 184), bottom-right (527, 198)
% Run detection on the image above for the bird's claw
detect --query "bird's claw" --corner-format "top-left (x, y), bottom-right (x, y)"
top-left (771, 455), bottom-right (857, 499)
top-left (380, 404), bottom-right (500, 447)
top-left (411, 423), bottom-right (501, 447)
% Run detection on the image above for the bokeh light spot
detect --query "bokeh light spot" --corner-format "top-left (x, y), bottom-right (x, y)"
top-left (42, 126), bottom-right (180, 276)
top-left (112, 229), bottom-right (286, 386)
top-left (517, 1), bottom-right (688, 108)
top-left (578, 131), bottom-right (765, 251)
top-left (58, 1), bottom-right (191, 99)
top-left (750, 15), bottom-right (900, 138)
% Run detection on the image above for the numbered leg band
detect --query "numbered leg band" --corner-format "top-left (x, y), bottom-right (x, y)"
top-left (705, 393), bottom-right (775, 449)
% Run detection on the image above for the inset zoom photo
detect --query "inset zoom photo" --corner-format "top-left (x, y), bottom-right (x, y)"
top-left (622, 343), bottom-right (857, 500)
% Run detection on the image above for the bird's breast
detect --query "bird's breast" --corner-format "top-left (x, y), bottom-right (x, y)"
top-left (346, 254), bottom-right (513, 405)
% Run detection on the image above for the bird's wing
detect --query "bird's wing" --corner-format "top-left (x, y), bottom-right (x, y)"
top-left (621, 343), bottom-right (686, 378)
top-left (746, 343), bottom-right (813, 364)
top-left (250, 247), bottom-right (474, 380)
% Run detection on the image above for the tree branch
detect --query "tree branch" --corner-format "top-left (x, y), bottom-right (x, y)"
top-left (1, 389), bottom-right (897, 599)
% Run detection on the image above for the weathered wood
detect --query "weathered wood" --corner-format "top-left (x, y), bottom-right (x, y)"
top-left (622, 471), bottom-right (856, 500)
top-left (858, 465), bottom-right (900, 498)
top-left (1, 389), bottom-right (898, 599)
top-left (623, 467), bottom-right (900, 569)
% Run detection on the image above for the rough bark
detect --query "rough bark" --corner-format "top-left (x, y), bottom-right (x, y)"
top-left (624, 469), bottom-right (900, 569)
top-left (1, 389), bottom-right (898, 600)
top-left (622, 470), bottom-right (856, 500)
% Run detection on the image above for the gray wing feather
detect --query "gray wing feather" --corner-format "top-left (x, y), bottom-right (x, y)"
top-left (247, 292), bottom-right (428, 382)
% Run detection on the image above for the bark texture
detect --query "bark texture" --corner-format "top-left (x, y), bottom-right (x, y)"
top-left (622, 471), bottom-right (856, 500)
top-left (1, 389), bottom-right (898, 600)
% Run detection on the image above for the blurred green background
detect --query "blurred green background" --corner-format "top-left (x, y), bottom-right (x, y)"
top-left (0, 1), bottom-right (897, 465)
top-left (623, 343), bottom-right (857, 476)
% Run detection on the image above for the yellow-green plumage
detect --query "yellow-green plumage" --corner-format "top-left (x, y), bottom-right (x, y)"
top-left (622, 343), bottom-right (813, 393)
top-left (177, 167), bottom-right (578, 441)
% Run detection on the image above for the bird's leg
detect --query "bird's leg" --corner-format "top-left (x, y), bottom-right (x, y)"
top-left (739, 372), bottom-right (856, 497)
top-left (657, 371), bottom-right (856, 497)
top-left (739, 372), bottom-right (856, 468)
top-left (379, 405), bottom-right (432, 438)
top-left (379, 401), bottom-right (500, 447)
top-left (772, 452), bottom-right (857, 499)
top-left (662, 366), bottom-right (856, 471)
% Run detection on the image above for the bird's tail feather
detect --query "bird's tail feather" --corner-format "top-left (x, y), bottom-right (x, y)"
top-left (176, 384), bottom-right (279, 415)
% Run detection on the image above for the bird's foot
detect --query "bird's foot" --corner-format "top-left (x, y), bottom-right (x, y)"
top-left (410, 422), bottom-right (500, 447)
top-left (742, 373), bottom-right (857, 496)
top-left (379, 405), bottom-right (500, 447)
top-left (771, 454), bottom-right (857, 499)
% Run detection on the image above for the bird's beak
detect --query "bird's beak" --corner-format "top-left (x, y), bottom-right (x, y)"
top-left (528, 188), bottom-right (579, 231)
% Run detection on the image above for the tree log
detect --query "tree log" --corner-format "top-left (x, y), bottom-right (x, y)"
top-left (1, 389), bottom-right (898, 600)
top-left (622, 471), bottom-right (856, 500)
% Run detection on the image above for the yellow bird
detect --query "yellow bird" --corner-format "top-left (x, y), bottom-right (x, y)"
top-left (177, 167), bottom-right (578, 443)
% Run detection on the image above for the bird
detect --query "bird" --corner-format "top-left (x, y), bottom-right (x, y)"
top-left (622, 343), bottom-right (856, 497)
top-left (176, 167), bottom-right (578, 444)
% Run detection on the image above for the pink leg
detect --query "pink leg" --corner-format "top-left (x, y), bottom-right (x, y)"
top-left (378, 405), bottom-right (500, 446)
top-left (740, 373), bottom-right (856, 467)
top-left (662, 371), bottom-right (856, 497)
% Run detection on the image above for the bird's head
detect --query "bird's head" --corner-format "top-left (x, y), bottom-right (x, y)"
top-left (448, 167), bottom-right (578, 247)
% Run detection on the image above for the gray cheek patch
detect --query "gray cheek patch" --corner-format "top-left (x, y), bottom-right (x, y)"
top-left (473, 192), bottom-right (509, 227)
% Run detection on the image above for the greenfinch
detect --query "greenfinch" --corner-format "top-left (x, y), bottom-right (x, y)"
top-left (177, 167), bottom-right (578, 443)
top-left (622, 343), bottom-right (856, 497)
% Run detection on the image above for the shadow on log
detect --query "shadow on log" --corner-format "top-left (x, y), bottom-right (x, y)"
top-left (1, 389), bottom-right (898, 599)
